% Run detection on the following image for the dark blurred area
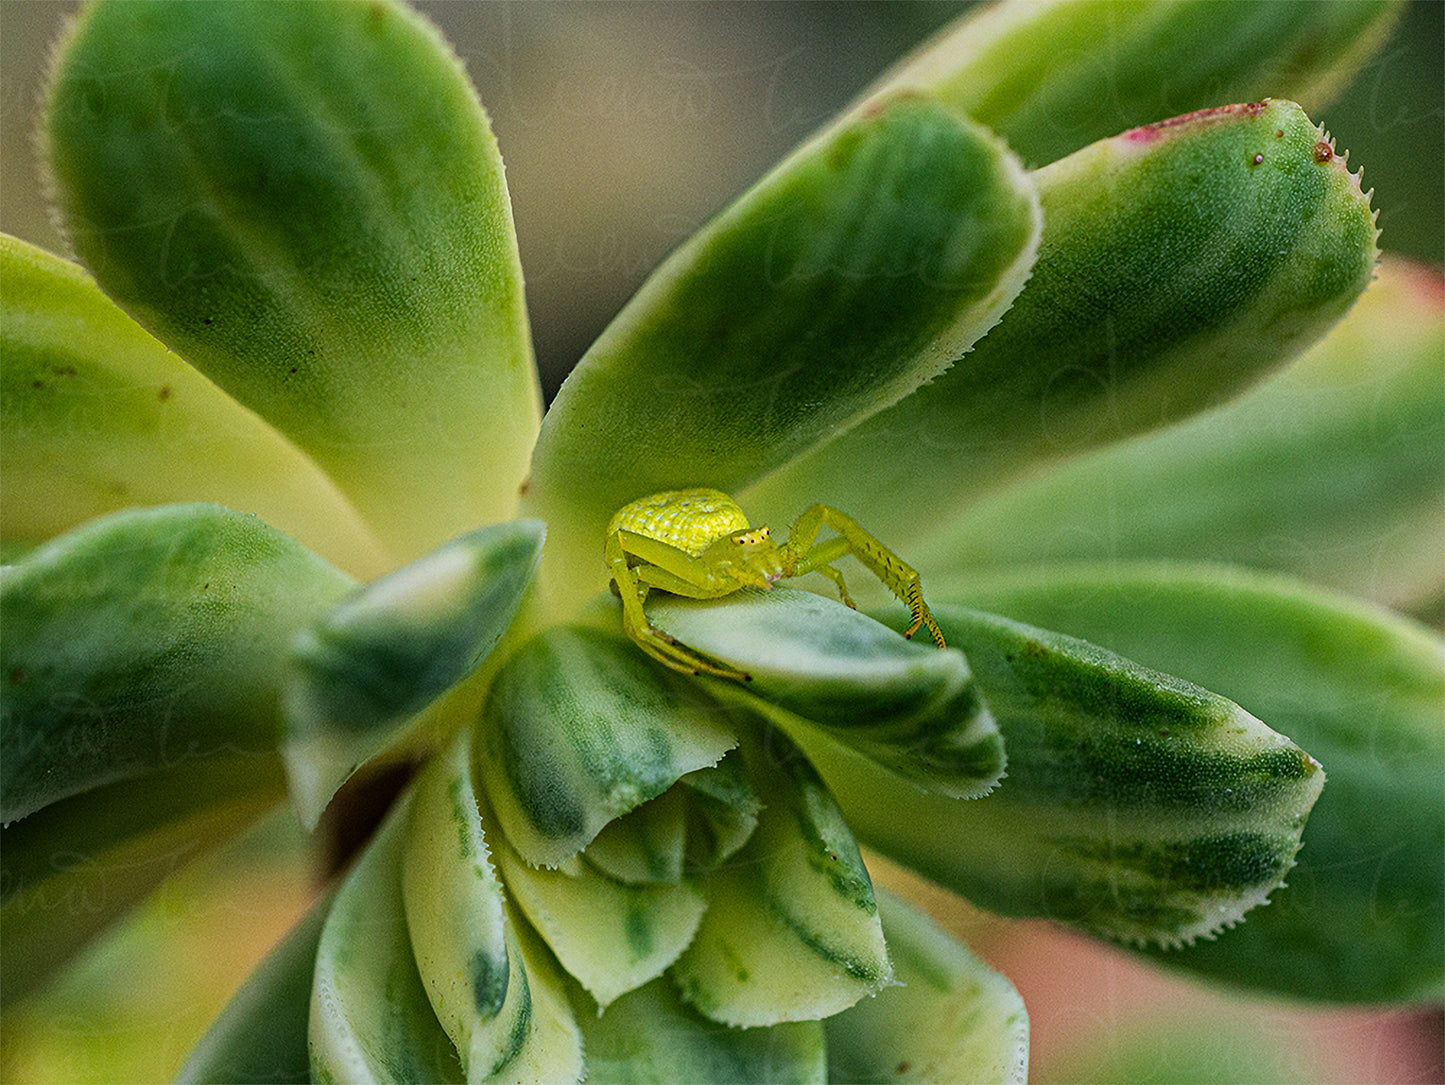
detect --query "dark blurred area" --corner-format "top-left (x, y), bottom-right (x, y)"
top-left (2, 0), bottom-right (1439, 405)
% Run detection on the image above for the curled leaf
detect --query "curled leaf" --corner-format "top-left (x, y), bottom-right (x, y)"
top-left (959, 562), bottom-right (1444, 1001)
top-left (495, 827), bottom-right (708, 1010)
top-left (672, 727), bottom-right (891, 1027)
top-left (402, 727), bottom-right (575, 1082)
top-left (650, 587), bottom-right (1004, 799)
top-left (308, 797), bottom-right (465, 1085)
top-left (476, 626), bottom-right (737, 868)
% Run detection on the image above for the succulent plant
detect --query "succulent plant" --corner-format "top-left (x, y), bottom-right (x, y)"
top-left (2, 1), bottom-right (1440, 1082)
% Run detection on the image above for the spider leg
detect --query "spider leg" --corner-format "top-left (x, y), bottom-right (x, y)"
top-left (786, 535), bottom-right (856, 609)
top-left (782, 505), bottom-right (946, 648)
top-left (607, 531), bottom-right (751, 680)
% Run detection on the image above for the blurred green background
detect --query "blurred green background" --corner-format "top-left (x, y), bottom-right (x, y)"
top-left (3, 1), bottom-right (1440, 403)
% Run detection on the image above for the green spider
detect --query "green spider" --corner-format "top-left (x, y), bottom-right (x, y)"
top-left (606, 488), bottom-right (946, 680)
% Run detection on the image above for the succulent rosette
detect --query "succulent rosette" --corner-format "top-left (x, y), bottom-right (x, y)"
top-left (2, 2), bottom-right (1440, 1082)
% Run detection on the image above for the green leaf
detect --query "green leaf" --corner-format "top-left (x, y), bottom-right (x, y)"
top-left (671, 727), bottom-right (891, 1027)
top-left (824, 888), bottom-right (1029, 1085)
top-left (583, 786), bottom-right (688, 885)
top-left (522, 94), bottom-right (1039, 601)
top-left (800, 605), bottom-right (1324, 949)
top-left (0, 235), bottom-right (389, 579)
top-left (282, 520), bottom-right (545, 828)
top-left (174, 890), bottom-right (330, 1085)
top-left (923, 257), bottom-right (1445, 613)
top-left (867, 0), bottom-right (1402, 166)
top-left (573, 750), bottom-right (763, 887)
top-left (956, 563), bottom-right (1444, 1002)
top-left (308, 795), bottom-right (464, 1085)
top-left (0, 504), bottom-right (355, 823)
top-left (751, 99), bottom-right (1379, 545)
top-left (495, 902), bottom-right (589, 1085)
top-left (575, 976), bottom-right (826, 1085)
top-left (45, 0), bottom-right (539, 564)
top-left (401, 727), bottom-right (575, 1083)
top-left (649, 588), bottom-right (1004, 799)
top-left (0, 756), bottom-right (284, 1004)
top-left (475, 626), bottom-right (737, 868)
top-left (495, 825), bottom-right (707, 1010)
top-left (677, 752), bottom-right (762, 869)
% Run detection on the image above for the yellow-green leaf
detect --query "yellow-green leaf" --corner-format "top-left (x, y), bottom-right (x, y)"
top-left (45, 0), bottom-right (539, 563)
top-left (0, 235), bottom-right (387, 578)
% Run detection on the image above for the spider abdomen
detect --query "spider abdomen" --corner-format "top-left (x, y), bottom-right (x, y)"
top-left (608, 488), bottom-right (752, 557)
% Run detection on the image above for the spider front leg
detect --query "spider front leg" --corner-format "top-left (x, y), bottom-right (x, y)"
top-left (781, 505), bottom-right (947, 648)
top-left (606, 530), bottom-right (751, 681)
top-left (800, 554), bottom-right (857, 610)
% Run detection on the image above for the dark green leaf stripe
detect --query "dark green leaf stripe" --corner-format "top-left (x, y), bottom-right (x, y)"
top-left (650, 588), bottom-right (1004, 799)
top-left (798, 605), bottom-right (1323, 948)
top-left (522, 94), bottom-right (1038, 601)
top-left (583, 787), bottom-right (687, 885)
top-left (678, 751), bottom-right (762, 869)
top-left (291, 522), bottom-right (543, 726)
top-left (495, 823), bottom-right (707, 1009)
top-left (46, 0), bottom-right (540, 562)
top-left (0, 505), bottom-right (354, 823)
top-left (309, 797), bottom-right (465, 1085)
top-left (401, 730), bottom-right (536, 1080)
top-left (957, 562), bottom-right (1443, 1001)
top-left (477, 626), bottom-right (737, 867)
top-left (750, 98), bottom-right (1378, 547)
